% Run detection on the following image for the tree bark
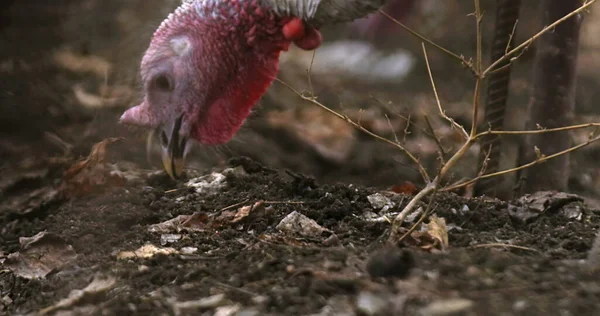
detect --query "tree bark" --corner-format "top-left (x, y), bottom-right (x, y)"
top-left (518, 0), bottom-right (582, 194)
top-left (477, 0), bottom-right (521, 198)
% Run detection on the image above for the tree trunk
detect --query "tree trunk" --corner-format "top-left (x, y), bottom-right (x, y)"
top-left (477, 0), bottom-right (521, 198)
top-left (518, 0), bottom-right (582, 194)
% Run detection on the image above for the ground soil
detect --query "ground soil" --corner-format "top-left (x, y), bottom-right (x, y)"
top-left (2, 1), bottom-right (600, 315)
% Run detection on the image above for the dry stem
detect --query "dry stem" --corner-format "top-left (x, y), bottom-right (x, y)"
top-left (483, 0), bottom-right (596, 76)
top-left (279, 0), bottom-right (599, 238)
top-left (275, 78), bottom-right (431, 184)
top-left (389, 0), bottom-right (599, 235)
top-left (378, 9), bottom-right (476, 74)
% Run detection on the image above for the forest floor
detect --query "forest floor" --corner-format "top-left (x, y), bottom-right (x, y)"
top-left (2, 1), bottom-right (600, 315)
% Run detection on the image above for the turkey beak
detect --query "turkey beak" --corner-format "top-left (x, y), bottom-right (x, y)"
top-left (159, 116), bottom-right (187, 180)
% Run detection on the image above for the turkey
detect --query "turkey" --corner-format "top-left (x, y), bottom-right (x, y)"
top-left (119, 0), bottom-right (389, 178)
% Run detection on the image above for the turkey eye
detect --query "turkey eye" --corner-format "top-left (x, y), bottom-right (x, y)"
top-left (153, 73), bottom-right (173, 91)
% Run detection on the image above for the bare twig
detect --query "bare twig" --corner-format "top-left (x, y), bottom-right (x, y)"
top-left (275, 78), bottom-right (431, 184)
top-left (422, 44), bottom-right (469, 140)
top-left (505, 19), bottom-right (519, 55)
top-left (385, 114), bottom-right (401, 145)
top-left (443, 134), bottom-right (600, 191)
top-left (483, 0), bottom-right (596, 76)
top-left (277, 0), bottom-right (600, 235)
top-left (403, 113), bottom-right (412, 144)
top-left (423, 114), bottom-right (447, 162)
top-left (476, 122), bottom-right (600, 136)
top-left (307, 50), bottom-right (317, 96)
top-left (471, 243), bottom-right (540, 252)
top-left (379, 9), bottom-right (476, 73)
top-left (396, 198), bottom-right (438, 245)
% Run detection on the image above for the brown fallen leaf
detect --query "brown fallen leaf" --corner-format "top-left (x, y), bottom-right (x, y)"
top-left (180, 212), bottom-right (211, 230)
top-left (149, 201), bottom-right (267, 235)
top-left (4, 231), bottom-right (78, 279)
top-left (396, 216), bottom-right (449, 253)
top-left (401, 229), bottom-right (441, 252)
top-left (427, 215), bottom-right (449, 251)
top-left (230, 201), bottom-right (265, 223)
top-left (38, 275), bottom-right (116, 315)
top-left (60, 138), bottom-right (126, 197)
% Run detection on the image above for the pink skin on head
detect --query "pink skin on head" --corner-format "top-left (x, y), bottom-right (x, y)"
top-left (120, 3), bottom-right (323, 145)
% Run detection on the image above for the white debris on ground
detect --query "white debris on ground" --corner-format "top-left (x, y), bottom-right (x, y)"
top-left (276, 211), bottom-right (330, 238)
top-left (363, 192), bottom-right (403, 222)
top-left (184, 166), bottom-right (246, 195)
top-left (160, 234), bottom-right (182, 246)
top-left (367, 193), bottom-right (396, 212)
top-left (116, 244), bottom-right (178, 260)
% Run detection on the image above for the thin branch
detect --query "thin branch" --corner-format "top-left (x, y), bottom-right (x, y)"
top-left (422, 43), bottom-right (469, 140)
top-left (378, 9), bottom-right (476, 74)
top-left (275, 78), bottom-right (431, 184)
top-left (423, 114), bottom-right (447, 163)
top-left (396, 198), bottom-right (438, 245)
top-left (473, 0), bottom-right (484, 75)
top-left (475, 122), bottom-right (600, 137)
top-left (384, 114), bottom-right (401, 144)
top-left (307, 50), bottom-right (317, 96)
top-left (471, 243), bottom-right (540, 252)
top-left (471, 78), bottom-right (482, 136)
top-left (393, 182), bottom-right (437, 225)
top-left (505, 19), bottom-right (520, 55)
top-left (443, 134), bottom-right (600, 191)
top-left (483, 0), bottom-right (596, 76)
top-left (369, 95), bottom-right (434, 138)
top-left (470, 0), bottom-right (483, 138)
top-left (403, 113), bottom-right (412, 144)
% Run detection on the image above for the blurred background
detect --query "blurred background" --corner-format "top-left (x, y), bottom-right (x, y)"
top-left (1, 0), bottom-right (599, 198)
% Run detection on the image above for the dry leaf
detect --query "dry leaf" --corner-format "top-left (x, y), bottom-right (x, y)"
top-left (395, 216), bottom-right (449, 252)
top-left (231, 201), bottom-right (264, 223)
top-left (4, 232), bottom-right (77, 279)
top-left (427, 215), bottom-right (449, 250)
top-left (60, 138), bottom-right (126, 196)
top-left (180, 213), bottom-right (210, 230)
top-left (38, 275), bottom-right (116, 315)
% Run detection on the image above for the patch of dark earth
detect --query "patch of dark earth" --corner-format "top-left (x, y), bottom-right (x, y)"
top-left (1, 157), bottom-right (599, 316)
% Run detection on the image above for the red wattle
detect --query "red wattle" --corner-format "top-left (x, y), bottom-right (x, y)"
top-left (282, 18), bottom-right (305, 41)
top-left (293, 26), bottom-right (322, 51)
